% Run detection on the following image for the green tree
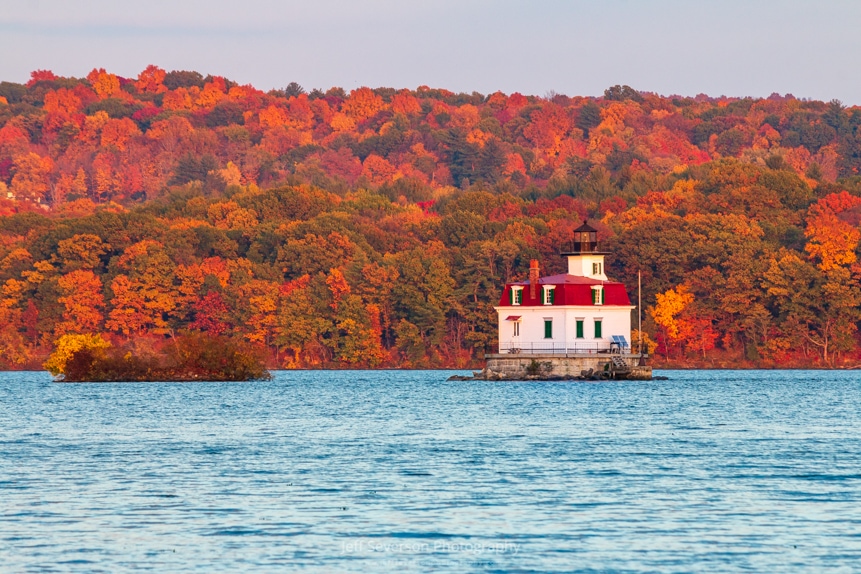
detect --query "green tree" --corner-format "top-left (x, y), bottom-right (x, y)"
top-left (763, 252), bottom-right (861, 364)
top-left (391, 242), bottom-right (455, 350)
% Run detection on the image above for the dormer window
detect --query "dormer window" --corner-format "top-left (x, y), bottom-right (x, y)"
top-left (543, 286), bottom-right (555, 305)
top-left (592, 262), bottom-right (602, 276)
top-left (591, 286), bottom-right (604, 305)
top-left (510, 286), bottom-right (523, 305)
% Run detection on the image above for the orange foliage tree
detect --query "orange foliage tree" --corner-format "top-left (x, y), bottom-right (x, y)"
top-left (56, 270), bottom-right (105, 336)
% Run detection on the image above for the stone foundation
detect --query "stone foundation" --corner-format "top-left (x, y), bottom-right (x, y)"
top-left (449, 354), bottom-right (655, 381)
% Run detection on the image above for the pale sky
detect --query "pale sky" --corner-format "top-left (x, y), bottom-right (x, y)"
top-left (2, 0), bottom-right (860, 103)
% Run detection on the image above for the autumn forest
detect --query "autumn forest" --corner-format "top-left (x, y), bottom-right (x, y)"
top-left (2, 67), bottom-right (861, 369)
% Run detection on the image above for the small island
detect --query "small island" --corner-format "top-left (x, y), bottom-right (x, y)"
top-left (45, 333), bottom-right (271, 382)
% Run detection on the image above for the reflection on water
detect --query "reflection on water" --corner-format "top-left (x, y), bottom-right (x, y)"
top-left (1, 370), bottom-right (860, 571)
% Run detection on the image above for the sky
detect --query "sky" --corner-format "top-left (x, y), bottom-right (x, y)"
top-left (2, 0), bottom-right (860, 103)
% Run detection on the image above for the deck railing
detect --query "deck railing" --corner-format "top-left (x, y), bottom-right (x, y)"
top-left (496, 342), bottom-right (632, 355)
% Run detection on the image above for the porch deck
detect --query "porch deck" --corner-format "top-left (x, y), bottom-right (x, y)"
top-left (494, 339), bottom-right (638, 356)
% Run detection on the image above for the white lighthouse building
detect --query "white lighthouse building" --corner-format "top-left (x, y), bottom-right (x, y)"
top-left (494, 221), bottom-right (634, 354)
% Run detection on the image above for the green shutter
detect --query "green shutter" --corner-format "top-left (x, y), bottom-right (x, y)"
top-left (594, 320), bottom-right (602, 338)
top-left (509, 288), bottom-right (514, 305)
top-left (544, 319), bottom-right (552, 339)
top-left (601, 289), bottom-right (605, 304)
top-left (591, 289), bottom-right (597, 304)
top-left (576, 320), bottom-right (584, 338)
top-left (549, 288), bottom-right (555, 304)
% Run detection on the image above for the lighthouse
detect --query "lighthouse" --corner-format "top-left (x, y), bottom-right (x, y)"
top-left (494, 221), bottom-right (634, 354)
top-left (481, 221), bottom-right (650, 379)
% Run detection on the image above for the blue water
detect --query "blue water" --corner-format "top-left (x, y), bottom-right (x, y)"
top-left (1, 370), bottom-right (860, 572)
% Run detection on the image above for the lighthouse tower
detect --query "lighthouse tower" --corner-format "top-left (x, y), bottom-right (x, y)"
top-left (563, 221), bottom-right (608, 280)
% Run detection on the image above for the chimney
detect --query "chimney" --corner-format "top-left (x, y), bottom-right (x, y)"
top-left (529, 259), bottom-right (539, 300)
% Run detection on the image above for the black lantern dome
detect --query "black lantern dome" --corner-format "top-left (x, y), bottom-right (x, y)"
top-left (562, 220), bottom-right (608, 255)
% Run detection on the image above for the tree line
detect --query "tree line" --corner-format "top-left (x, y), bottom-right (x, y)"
top-left (2, 67), bottom-right (861, 368)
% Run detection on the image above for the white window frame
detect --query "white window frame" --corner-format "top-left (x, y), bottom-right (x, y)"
top-left (513, 321), bottom-right (520, 337)
top-left (592, 262), bottom-right (602, 276)
top-left (592, 286), bottom-right (604, 306)
top-left (511, 286), bottom-right (523, 306)
top-left (543, 286), bottom-right (555, 305)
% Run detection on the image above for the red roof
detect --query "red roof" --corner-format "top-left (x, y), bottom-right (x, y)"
top-left (498, 274), bottom-right (632, 306)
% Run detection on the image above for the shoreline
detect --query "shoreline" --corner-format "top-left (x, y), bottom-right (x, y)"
top-left (4, 366), bottom-right (861, 375)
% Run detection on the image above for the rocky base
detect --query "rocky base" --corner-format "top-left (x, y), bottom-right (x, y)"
top-left (449, 366), bottom-right (666, 382)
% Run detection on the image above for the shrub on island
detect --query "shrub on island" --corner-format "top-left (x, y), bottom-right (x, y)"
top-left (46, 333), bottom-right (271, 382)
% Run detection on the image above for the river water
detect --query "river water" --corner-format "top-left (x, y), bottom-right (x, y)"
top-left (1, 370), bottom-right (859, 572)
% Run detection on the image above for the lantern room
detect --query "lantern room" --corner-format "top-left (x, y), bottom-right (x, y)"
top-left (562, 221), bottom-right (609, 280)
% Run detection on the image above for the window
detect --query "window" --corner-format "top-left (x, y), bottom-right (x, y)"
top-left (543, 286), bottom-right (555, 305)
top-left (513, 321), bottom-right (520, 337)
top-left (575, 319), bottom-right (584, 339)
top-left (592, 262), bottom-right (602, 276)
top-left (594, 319), bottom-right (603, 339)
top-left (510, 287), bottom-right (523, 305)
top-left (544, 319), bottom-right (553, 339)
top-left (591, 286), bottom-right (604, 305)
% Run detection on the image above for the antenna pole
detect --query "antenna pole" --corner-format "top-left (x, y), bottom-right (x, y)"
top-left (638, 270), bottom-right (642, 355)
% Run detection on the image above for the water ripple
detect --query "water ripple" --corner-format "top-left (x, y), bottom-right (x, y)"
top-left (1, 369), bottom-right (860, 571)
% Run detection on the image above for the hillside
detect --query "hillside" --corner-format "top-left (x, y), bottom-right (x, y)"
top-left (2, 67), bottom-right (861, 369)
